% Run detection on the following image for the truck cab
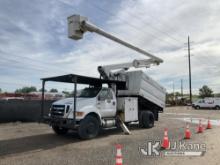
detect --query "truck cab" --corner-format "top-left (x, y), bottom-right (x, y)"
top-left (49, 86), bottom-right (119, 139)
top-left (40, 73), bottom-right (129, 139)
top-left (50, 87), bottom-right (116, 121)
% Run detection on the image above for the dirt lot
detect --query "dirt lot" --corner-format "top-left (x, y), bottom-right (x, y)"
top-left (0, 106), bottom-right (220, 165)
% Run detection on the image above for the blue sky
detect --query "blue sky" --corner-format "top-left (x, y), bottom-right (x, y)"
top-left (0, 0), bottom-right (220, 94)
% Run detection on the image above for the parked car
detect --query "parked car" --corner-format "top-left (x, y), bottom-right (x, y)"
top-left (192, 98), bottom-right (220, 110)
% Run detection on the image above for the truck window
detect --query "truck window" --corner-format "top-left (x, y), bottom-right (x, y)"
top-left (98, 88), bottom-right (113, 101)
top-left (78, 87), bottom-right (101, 98)
top-left (199, 100), bottom-right (204, 103)
top-left (108, 89), bottom-right (113, 99)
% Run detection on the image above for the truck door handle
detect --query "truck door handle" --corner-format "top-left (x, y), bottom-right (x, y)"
top-left (112, 101), bottom-right (115, 105)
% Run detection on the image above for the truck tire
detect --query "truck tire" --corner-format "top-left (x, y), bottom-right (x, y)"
top-left (154, 111), bottom-right (159, 121)
top-left (78, 115), bottom-right (100, 140)
top-left (215, 106), bottom-right (220, 110)
top-left (139, 111), bottom-right (155, 128)
top-left (52, 125), bottom-right (68, 135)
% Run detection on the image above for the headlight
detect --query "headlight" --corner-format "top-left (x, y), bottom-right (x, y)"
top-left (48, 107), bottom-right (51, 116)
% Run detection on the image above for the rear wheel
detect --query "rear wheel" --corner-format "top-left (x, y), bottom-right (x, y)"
top-left (139, 111), bottom-right (155, 128)
top-left (154, 110), bottom-right (159, 121)
top-left (78, 115), bottom-right (100, 140)
top-left (52, 125), bottom-right (68, 135)
top-left (215, 106), bottom-right (220, 110)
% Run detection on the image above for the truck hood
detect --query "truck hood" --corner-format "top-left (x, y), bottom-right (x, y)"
top-left (52, 97), bottom-right (96, 110)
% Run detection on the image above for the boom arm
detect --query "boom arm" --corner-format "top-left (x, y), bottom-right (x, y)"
top-left (98, 58), bottom-right (157, 79)
top-left (68, 15), bottom-right (163, 63)
top-left (68, 15), bottom-right (163, 79)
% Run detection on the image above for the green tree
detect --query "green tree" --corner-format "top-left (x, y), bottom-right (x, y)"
top-left (38, 88), bottom-right (47, 92)
top-left (50, 88), bottom-right (58, 93)
top-left (62, 91), bottom-right (70, 97)
top-left (214, 93), bottom-right (220, 97)
top-left (0, 88), bottom-right (2, 93)
top-left (199, 85), bottom-right (213, 98)
top-left (15, 86), bottom-right (37, 94)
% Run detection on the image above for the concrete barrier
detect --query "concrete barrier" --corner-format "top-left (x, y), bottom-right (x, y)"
top-left (0, 100), bottom-right (54, 123)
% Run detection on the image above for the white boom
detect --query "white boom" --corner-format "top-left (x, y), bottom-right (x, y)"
top-left (97, 58), bottom-right (157, 80)
top-left (68, 15), bottom-right (163, 63)
top-left (68, 14), bottom-right (163, 79)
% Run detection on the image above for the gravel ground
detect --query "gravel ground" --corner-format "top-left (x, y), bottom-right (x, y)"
top-left (0, 106), bottom-right (220, 165)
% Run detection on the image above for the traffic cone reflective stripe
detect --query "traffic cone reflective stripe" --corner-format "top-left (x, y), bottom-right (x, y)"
top-left (197, 119), bottom-right (203, 133)
top-left (185, 123), bottom-right (191, 139)
top-left (161, 128), bottom-right (170, 149)
top-left (115, 144), bottom-right (123, 165)
top-left (164, 130), bottom-right (168, 136)
top-left (207, 119), bottom-right (212, 129)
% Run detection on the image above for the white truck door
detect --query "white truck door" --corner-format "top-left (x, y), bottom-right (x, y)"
top-left (96, 88), bottom-right (116, 118)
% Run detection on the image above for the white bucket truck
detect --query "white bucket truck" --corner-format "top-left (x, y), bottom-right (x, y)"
top-left (41, 15), bottom-right (166, 139)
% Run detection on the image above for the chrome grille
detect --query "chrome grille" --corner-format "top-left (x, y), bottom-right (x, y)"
top-left (51, 105), bottom-right (65, 116)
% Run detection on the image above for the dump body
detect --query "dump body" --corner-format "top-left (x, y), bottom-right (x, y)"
top-left (118, 70), bottom-right (166, 109)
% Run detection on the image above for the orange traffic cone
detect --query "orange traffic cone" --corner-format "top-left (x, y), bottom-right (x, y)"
top-left (184, 123), bottom-right (191, 139)
top-left (207, 118), bottom-right (212, 129)
top-left (161, 128), bottom-right (170, 149)
top-left (115, 144), bottom-right (123, 165)
top-left (197, 119), bottom-right (204, 133)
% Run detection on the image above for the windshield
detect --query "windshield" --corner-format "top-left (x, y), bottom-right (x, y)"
top-left (77, 87), bottom-right (101, 98)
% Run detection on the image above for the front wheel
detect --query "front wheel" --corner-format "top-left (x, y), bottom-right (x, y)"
top-left (52, 125), bottom-right (68, 135)
top-left (195, 106), bottom-right (200, 110)
top-left (78, 116), bottom-right (100, 140)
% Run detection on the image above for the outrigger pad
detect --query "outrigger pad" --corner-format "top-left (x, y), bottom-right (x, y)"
top-left (117, 116), bottom-right (131, 135)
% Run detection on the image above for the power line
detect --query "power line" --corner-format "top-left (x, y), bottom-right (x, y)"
top-left (186, 42), bottom-right (220, 67)
top-left (86, 2), bottom-right (182, 49)
top-left (117, 4), bottom-right (185, 44)
top-left (125, 0), bottom-right (188, 40)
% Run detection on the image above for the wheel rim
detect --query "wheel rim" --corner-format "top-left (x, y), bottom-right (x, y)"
top-left (86, 122), bottom-right (97, 135)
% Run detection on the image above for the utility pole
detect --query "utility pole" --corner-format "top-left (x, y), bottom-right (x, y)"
top-left (188, 36), bottom-right (192, 104)
top-left (181, 79), bottom-right (183, 98)
top-left (173, 82), bottom-right (175, 103)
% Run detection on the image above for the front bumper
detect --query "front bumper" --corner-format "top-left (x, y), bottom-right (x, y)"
top-left (43, 116), bottom-right (79, 129)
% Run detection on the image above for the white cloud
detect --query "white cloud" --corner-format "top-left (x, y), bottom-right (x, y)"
top-left (0, 0), bottom-right (220, 94)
